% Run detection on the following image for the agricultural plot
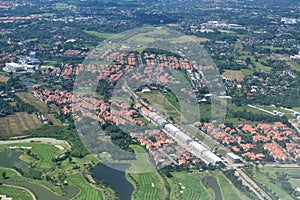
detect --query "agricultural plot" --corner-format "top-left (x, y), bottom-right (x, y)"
top-left (0, 184), bottom-right (33, 200)
top-left (16, 92), bottom-right (60, 125)
top-left (0, 76), bottom-right (10, 83)
top-left (16, 92), bottom-right (49, 112)
top-left (0, 112), bottom-right (42, 135)
top-left (222, 70), bottom-right (244, 82)
top-left (67, 173), bottom-right (103, 200)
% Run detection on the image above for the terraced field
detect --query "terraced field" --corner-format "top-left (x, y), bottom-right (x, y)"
top-left (0, 184), bottom-right (33, 200)
top-left (0, 112), bottom-right (42, 135)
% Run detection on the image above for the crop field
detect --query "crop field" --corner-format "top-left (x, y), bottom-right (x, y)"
top-left (0, 112), bottom-right (42, 135)
top-left (67, 173), bottom-right (103, 200)
top-left (0, 76), bottom-right (10, 83)
top-left (16, 92), bottom-right (60, 125)
top-left (16, 92), bottom-right (49, 111)
top-left (0, 185), bottom-right (33, 200)
top-left (222, 70), bottom-right (244, 81)
top-left (127, 145), bottom-right (164, 200)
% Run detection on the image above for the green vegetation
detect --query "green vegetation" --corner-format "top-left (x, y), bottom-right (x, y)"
top-left (0, 140), bottom-right (112, 200)
top-left (244, 167), bottom-right (300, 200)
top-left (166, 170), bottom-right (250, 200)
top-left (127, 145), bottom-right (165, 200)
top-left (0, 184), bottom-right (33, 200)
top-left (66, 173), bottom-right (103, 200)
top-left (83, 31), bottom-right (116, 39)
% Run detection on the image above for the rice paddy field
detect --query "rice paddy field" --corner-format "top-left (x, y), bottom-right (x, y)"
top-left (0, 112), bottom-right (42, 135)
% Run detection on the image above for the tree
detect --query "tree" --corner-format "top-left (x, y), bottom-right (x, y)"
top-left (2, 172), bottom-right (6, 179)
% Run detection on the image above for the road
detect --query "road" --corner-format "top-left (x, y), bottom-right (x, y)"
top-left (236, 169), bottom-right (272, 200)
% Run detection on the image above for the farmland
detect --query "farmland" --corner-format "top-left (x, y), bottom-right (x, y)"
top-left (15, 92), bottom-right (61, 125)
top-left (222, 70), bottom-right (244, 82)
top-left (0, 76), bottom-right (10, 83)
top-left (127, 145), bottom-right (165, 200)
top-left (0, 112), bottom-right (42, 135)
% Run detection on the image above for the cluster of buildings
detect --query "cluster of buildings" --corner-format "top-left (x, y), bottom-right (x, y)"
top-left (196, 121), bottom-right (300, 162)
top-left (3, 52), bottom-right (40, 73)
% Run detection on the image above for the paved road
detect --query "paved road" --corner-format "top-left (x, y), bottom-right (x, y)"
top-left (236, 169), bottom-right (272, 200)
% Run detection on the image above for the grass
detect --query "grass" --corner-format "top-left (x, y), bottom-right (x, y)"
top-left (240, 69), bottom-right (254, 77)
top-left (167, 171), bottom-right (211, 200)
top-left (0, 112), bottom-right (42, 135)
top-left (127, 145), bottom-right (164, 200)
top-left (247, 167), bottom-right (299, 200)
top-left (0, 184), bottom-right (33, 200)
top-left (0, 141), bottom-right (109, 200)
top-left (83, 30), bottom-right (117, 39)
top-left (169, 35), bottom-right (209, 43)
top-left (167, 170), bottom-right (250, 200)
top-left (287, 61), bottom-right (300, 72)
top-left (139, 90), bottom-right (183, 123)
top-left (67, 173), bottom-right (103, 200)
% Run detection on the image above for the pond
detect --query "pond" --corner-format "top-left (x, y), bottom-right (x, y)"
top-left (92, 163), bottom-right (134, 200)
top-left (0, 151), bottom-right (30, 174)
top-left (203, 176), bottom-right (223, 200)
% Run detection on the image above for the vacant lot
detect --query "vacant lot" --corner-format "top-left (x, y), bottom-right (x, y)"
top-left (0, 112), bottom-right (42, 135)
top-left (222, 70), bottom-right (244, 81)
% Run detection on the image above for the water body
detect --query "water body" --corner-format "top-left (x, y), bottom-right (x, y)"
top-left (0, 151), bottom-right (30, 174)
top-left (203, 176), bottom-right (223, 200)
top-left (92, 163), bottom-right (134, 200)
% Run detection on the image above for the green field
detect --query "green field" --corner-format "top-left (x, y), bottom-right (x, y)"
top-left (167, 171), bottom-right (211, 200)
top-left (245, 167), bottom-right (300, 200)
top-left (127, 145), bottom-right (165, 200)
top-left (167, 170), bottom-right (250, 200)
top-left (67, 173), bottom-right (103, 200)
top-left (0, 184), bottom-right (33, 200)
top-left (84, 30), bottom-right (117, 39)
top-left (0, 141), bottom-right (111, 200)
